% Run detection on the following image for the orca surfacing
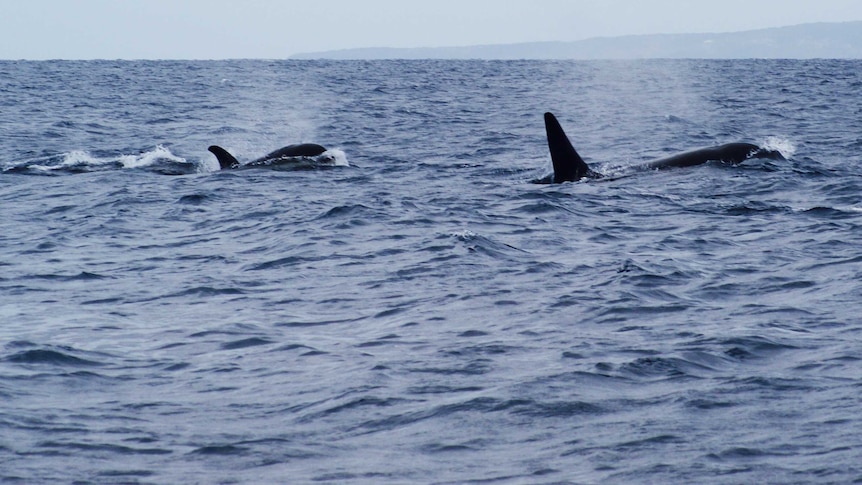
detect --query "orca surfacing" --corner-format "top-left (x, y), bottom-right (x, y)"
top-left (540, 112), bottom-right (785, 183)
top-left (208, 143), bottom-right (331, 170)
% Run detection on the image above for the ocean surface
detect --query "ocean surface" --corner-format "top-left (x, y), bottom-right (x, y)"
top-left (1, 59), bottom-right (861, 484)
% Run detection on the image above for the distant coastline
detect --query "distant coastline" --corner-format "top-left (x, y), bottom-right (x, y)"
top-left (291, 21), bottom-right (862, 60)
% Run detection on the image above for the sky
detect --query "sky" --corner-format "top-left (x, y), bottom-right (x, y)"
top-left (2, 0), bottom-right (861, 59)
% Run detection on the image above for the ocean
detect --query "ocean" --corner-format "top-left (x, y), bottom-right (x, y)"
top-left (1, 59), bottom-right (861, 484)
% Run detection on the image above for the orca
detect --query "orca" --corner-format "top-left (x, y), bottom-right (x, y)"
top-left (540, 112), bottom-right (785, 183)
top-left (208, 143), bottom-right (330, 170)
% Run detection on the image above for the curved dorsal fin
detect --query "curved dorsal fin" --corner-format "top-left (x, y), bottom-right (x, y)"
top-left (208, 145), bottom-right (241, 170)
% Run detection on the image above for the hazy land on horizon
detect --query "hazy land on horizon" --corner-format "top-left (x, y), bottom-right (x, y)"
top-left (291, 21), bottom-right (862, 60)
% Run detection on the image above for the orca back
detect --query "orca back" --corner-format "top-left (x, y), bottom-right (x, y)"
top-left (208, 143), bottom-right (329, 170)
top-left (262, 143), bottom-right (327, 160)
top-left (645, 142), bottom-right (786, 169)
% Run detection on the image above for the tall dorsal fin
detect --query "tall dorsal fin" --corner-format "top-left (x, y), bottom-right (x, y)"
top-left (544, 112), bottom-right (593, 182)
top-left (208, 145), bottom-right (240, 170)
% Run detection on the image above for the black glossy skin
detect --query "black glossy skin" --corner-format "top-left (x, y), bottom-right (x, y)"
top-left (544, 112), bottom-right (598, 182)
top-left (541, 112), bottom-right (785, 183)
top-left (208, 143), bottom-right (327, 170)
top-left (643, 143), bottom-right (780, 169)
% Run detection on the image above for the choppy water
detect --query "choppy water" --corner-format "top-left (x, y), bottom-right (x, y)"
top-left (1, 59), bottom-right (862, 484)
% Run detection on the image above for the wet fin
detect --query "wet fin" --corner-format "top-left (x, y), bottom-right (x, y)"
top-left (544, 112), bottom-right (594, 182)
top-left (208, 145), bottom-right (241, 170)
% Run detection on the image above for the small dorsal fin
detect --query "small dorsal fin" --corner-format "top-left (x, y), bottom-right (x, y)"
top-left (208, 145), bottom-right (240, 170)
top-left (544, 112), bottom-right (594, 182)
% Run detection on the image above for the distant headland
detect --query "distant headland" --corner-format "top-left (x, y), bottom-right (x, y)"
top-left (291, 21), bottom-right (862, 60)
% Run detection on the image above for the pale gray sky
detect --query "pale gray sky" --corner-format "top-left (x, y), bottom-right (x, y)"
top-left (2, 0), bottom-right (861, 59)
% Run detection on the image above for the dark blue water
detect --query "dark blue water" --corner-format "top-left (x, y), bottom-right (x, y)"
top-left (2, 59), bottom-right (862, 483)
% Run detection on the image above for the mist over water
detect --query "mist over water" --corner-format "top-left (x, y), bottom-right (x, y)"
top-left (1, 59), bottom-right (861, 483)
